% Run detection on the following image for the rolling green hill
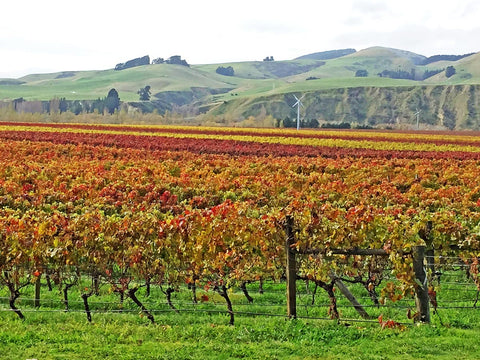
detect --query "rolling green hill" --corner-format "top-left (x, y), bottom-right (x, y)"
top-left (1, 46), bottom-right (480, 129)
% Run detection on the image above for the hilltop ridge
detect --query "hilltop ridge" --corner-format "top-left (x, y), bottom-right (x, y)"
top-left (1, 46), bottom-right (480, 130)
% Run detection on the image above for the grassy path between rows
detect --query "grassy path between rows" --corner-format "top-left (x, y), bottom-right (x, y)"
top-left (1, 311), bottom-right (480, 360)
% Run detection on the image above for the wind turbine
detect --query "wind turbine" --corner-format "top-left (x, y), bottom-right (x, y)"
top-left (292, 94), bottom-right (305, 130)
top-left (414, 108), bottom-right (421, 129)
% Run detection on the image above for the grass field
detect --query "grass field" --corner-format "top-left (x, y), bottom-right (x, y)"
top-left (0, 65), bottom-right (237, 102)
top-left (2, 276), bottom-right (480, 360)
top-left (3, 311), bottom-right (480, 360)
top-left (2, 47), bottom-right (479, 104)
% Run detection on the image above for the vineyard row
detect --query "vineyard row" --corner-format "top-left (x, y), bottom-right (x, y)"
top-left (1, 125), bottom-right (480, 325)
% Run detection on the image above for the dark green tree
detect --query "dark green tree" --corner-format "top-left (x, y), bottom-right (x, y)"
top-left (91, 98), bottom-right (104, 113)
top-left (166, 55), bottom-right (189, 67)
top-left (137, 85), bottom-right (151, 101)
top-left (59, 97), bottom-right (68, 113)
top-left (152, 57), bottom-right (165, 64)
top-left (305, 118), bottom-right (319, 128)
top-left (71, 100), bottom-right (83, 115)
top-left (105, 88), bottom-right (120, 114)
top-left (445, 66), bottom-right (456, 78)
top-left (216, 66), bottom-right (234, 76)
top-left (115, 55), bottom-right (150, 70)
top-left (355, 69), bottom-right (368, 77)
top-left (282, 116), bottom-right (295, 128)
top-left (422, 68), bottom-right (443, 80)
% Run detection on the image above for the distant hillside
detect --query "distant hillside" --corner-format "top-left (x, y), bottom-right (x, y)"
top-left (210, 84), bottom-right (480, 130)
top-left (0, 79), bottom-right (25, 86)
top-left (295, 49), bottom-right (356, 60)
top-left (344, 47), bottom-right (427, 66)
top-left (2, 46), bottom-right (480, 130)
top-left (420, 53), bottom-right (476, 66)
top-left (251, 60), bottom-right (326, 78)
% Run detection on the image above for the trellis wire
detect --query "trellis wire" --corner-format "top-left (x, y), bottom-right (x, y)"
top-left (0, 306), bottom-right (414, 327)
top-left (1, 256), bottom-right (480, 326)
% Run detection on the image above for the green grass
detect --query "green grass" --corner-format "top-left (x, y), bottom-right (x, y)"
top-left (2, 310), bottom-right (480, 359)
top-left (1, 276), bottom-right (480, 359)
top-left (0, 64), bottom-right (236, 102)
top-left (1, 48), bottom-right (479, 105)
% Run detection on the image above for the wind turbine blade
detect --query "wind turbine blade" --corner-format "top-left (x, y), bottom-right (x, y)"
top-left (293, 95), bottom-right (299, 101)
top-left (292, 101), bottom-right (299, 108)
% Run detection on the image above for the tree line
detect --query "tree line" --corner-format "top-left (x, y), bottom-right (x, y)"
top-left (281, 117), bottom-right (319, 128)
top-left (355, 66), bottom-right (457, 80)
top-left (46, 89), bottom-right (121, 115)
top-left (115, 55), bottom-right (190, 71)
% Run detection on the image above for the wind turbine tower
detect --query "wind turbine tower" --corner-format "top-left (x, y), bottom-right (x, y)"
top-left (414, 108), bottom-right (421, 129)
top-left (292, 94), bottom-right (305, 130)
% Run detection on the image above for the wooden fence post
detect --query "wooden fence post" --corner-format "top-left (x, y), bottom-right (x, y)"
top-left (413, 245), bottom-right (430, 323)
top-left (285, 216), bottom-right (297, 319)
top-left (34, 275), bottom-right (41, 308)
top-left (420, 221), bottom-right (436, 283)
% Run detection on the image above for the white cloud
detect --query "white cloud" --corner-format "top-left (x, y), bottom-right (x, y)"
top-left (1, 0), bottom-right (480, 78)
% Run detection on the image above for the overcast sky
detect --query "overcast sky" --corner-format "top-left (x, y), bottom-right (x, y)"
top-left (1, 0), bottom-right (480, 78)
